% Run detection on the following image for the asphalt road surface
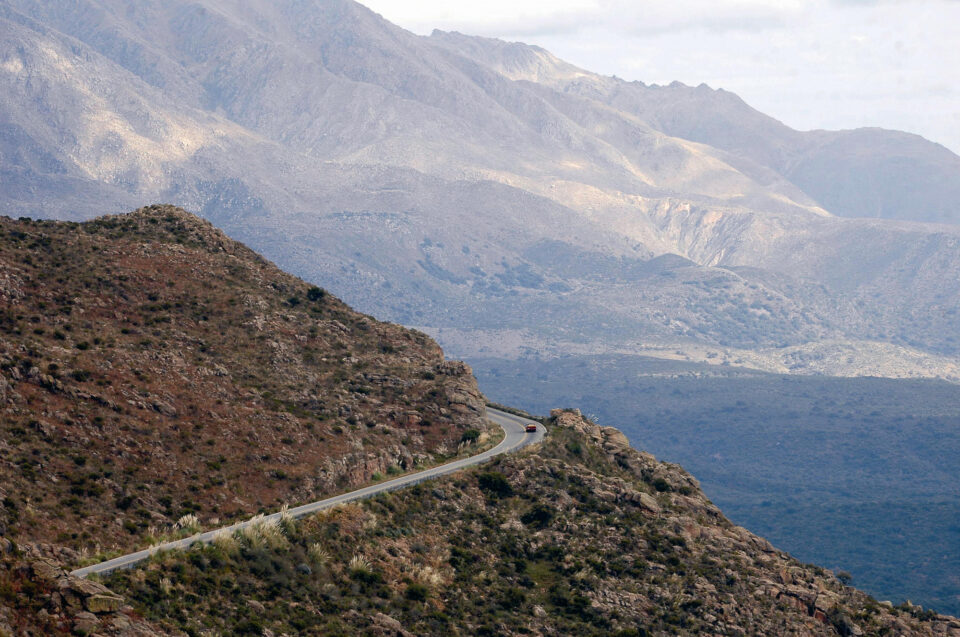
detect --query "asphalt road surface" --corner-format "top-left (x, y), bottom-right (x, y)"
top-left (71, 407), bottom-right (544, 578)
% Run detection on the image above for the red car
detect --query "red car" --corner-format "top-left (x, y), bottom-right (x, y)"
top-left (525, 423), bottom-right (538, 432)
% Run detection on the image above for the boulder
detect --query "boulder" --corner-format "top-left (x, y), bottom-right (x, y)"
top-left (152, 400), bottom-right (177, 417)
top-left (370, 612), bottom-right (415, 637)
top-left (72, 611), bottom-right (100, 635)
top-left (600, 427), bottom-right (631, 453)
top-left (778, 585), bottom-right (817, 612)
top-left (86, 593), bottom-right (124, 613)
top-left (63, 577), bottom-right (112, 598)
top-left (30, 559), bottom-right (62, 583)
top-left (638, 493), bottom-right (661, 515)
top-left (436, 361), bottom-right (469, 376)
top-left (109, 614), bottom-right (131, 631)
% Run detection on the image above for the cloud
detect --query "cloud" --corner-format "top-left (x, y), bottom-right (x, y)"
top-left (593, 0), bottom-right (806, 36)
top-left (365, 0), bottom-right (812, 38)
top-left (827, 0), bottom-right (929, 6)
top-left (365, 0), bottom-right (960, 39)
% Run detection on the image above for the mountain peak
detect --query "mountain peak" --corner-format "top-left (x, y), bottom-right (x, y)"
top-left (428, 28), bottom-right (593, 86)
top-left (82, 204), bottom-right (253, 258)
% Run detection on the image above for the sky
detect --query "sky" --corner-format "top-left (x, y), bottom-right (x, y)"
top-left (361, 0), bottom-right (960, 155)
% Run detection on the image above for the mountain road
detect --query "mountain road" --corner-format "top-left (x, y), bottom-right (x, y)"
top-left (70, 407), bottom-right (544, 578)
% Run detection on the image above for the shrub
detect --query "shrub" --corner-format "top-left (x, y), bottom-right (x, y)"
top-left (348, 554), bottom-right (371, 576)
top-left (212, 528), bottom-right (238, 553)
top-left (278, 504), bottom-right (295, 536)
top-left (412, 564), bottom-right (444, 587)
top-left (175, 514), bottom-right (201, 533)
top-left (652, 478), bottom-right (671, 493)
top-left (500, 587), bottom-right (527, 609)
top-left (477, 472), bottom-right (513, 498)
top-left (307, 543), bottom-right (329, 565)
top-left (348, 554), bottom-right (382, 586)
top-left (238, 514), bottom-right (287, 549)
top-left (521, 503), bottom-right (554, 529)
top-left (405, 582), bottom-right (429, 601)
top-left (234, 619), bottom-right (264, 635)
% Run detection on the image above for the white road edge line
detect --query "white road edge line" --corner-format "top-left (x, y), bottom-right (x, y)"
top-left (70, 407), bottom-right (544, 578)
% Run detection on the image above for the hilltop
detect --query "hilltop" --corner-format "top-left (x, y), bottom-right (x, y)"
top-left (0, 205), bottom-right (488, 556)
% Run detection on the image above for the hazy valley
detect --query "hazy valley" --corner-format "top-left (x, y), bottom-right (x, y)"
top-left (472, 354), bottom-right (960, 615)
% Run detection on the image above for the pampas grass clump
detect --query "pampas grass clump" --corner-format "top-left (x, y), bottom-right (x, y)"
top-left (307, 543), bottom-right (330, 565)
top-left (174, 514), bottom-right (201, 533)
top-left (238, 514), bottom-right (288, 549)
top-left (348, 554), bottom-right (371, 575)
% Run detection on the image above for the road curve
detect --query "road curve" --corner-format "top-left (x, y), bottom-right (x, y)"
top-left (71, 407), bottom-right (544, 578)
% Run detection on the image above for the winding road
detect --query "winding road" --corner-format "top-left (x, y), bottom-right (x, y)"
top-left (70, 407), bottom-right (544, 578)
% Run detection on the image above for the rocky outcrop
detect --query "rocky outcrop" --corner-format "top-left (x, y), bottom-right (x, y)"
top-left (0, 549), bottom-right (170, 636)
top-left (531, 412), bottom-right (960, 636)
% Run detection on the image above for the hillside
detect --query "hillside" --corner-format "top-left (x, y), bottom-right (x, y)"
top-left (472, 354), bottom-right (960, 615)
top-left (0, 205), bottom-right (488, 556)
top-left (76, 410), bottom-right (958, 635)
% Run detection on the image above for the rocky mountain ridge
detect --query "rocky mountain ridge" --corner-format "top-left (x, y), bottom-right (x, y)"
top-left (3, 0), bottom-right (960, 618)
top-left (0, 541), bottom-right (171, 636)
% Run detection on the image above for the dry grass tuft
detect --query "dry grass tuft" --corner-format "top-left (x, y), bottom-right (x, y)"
top-left (174, 514), bottom-right (201, 533)
top-left (238, 514), bottom-right (288, 549)
top-left (307, 543), bottom-right (330, 565)
top-left (348, 554), bottom-right (371, 574)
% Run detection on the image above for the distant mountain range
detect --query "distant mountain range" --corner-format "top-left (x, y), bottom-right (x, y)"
top-left (2, 0), bottom-right (960, 381)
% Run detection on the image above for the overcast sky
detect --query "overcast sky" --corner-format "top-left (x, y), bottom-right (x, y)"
top-left (362, 0), bottom-right (960, 155)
